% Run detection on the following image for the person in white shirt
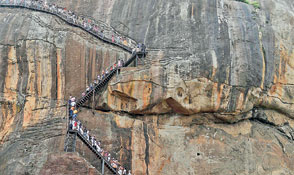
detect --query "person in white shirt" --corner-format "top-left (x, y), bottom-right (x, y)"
top-left (107, 154), bottom-right (111, 161)
top-left (118, 60), bottom-right (122, 68)
top-left (91, 136), bottom-right (95, 146)
top-left (72, 120), bottom-right (76, 130)
top-left (132, 48), bottom-right (136, 55)
top-left (97, 146), bottom-right (101, 153)
top-left (70, 101), bottom-right (76, 107)
top-left (86, 86), bottom-right (90, 92)
top-left (93, 140), bottom-right (97, 150)
top-left (86, 130), bottom-right (89, 140)
top-left (77, 120), bottom-right (80, 131)
top-left (97, 75), bottom-right (101, 82)
top-left (79, 126), bottom-right (83, 135)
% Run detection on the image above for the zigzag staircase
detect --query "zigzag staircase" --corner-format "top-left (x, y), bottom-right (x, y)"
top-left (63, 51), bottom-right (143, 174)
top-left (0, 1), bottom-right (145, 174)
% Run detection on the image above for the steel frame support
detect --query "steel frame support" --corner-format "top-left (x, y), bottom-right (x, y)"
top-left (102, 159), bottom-right (105, 175)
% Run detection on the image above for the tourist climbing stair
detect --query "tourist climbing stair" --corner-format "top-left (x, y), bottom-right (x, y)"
top-left (0, 1), bottom-right (146, 175)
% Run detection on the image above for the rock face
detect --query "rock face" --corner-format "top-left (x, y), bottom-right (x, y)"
top-left (0, 0), bottom-right (294, 175)
top-left (77, 109), bottom-right (294, 175)
top-left (0, 6), bottom-right (130, 174)
top-left (40, 153), bottom-right (101, 175)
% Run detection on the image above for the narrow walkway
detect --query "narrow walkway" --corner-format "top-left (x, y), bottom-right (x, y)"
top-left (75, 52), bottom-right (144, 108)
top-left (0, 0), bottom-right (146, 109)
top-left (66, 129), bottom-right (119, 175)
top-left (66, 50), bottom-right (144, 175)
top-left (0, 0), bottom-right (136, 53)
top-left (0, 1), bottom-right (145, 174)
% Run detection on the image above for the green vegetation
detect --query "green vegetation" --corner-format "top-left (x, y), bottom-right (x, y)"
top-left (236, 0), bottom-right (260, 9)
top-left (250, 1), bottom-right (260, 9)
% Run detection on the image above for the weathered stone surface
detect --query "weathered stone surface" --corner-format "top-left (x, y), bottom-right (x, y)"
top-left (90, 0), bottom-right (294, 118)
top-left (76, 109), bottom-right (294, 175)
top-left (0, 117), bottom-right (65, 174)
top-left (0, 7), bottom-right (130, 175)
top-left (0, 0), bottom-right (294, 174)
top-left (0, 7), bottom-right (131, 140)
top-left (40, 153), bottom-right (101, 175)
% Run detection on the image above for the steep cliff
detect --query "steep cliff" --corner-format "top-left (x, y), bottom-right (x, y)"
top-left (0, 0), bottom-right (294, 175)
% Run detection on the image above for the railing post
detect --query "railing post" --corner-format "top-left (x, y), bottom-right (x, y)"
top-left (116, 58), bottom-right (119, 82)
top-left (92, 88), bottom-right (95, 111)
top-left (101, 159), bottom-right (105, 175)
top-left (66, 102), bottom-right (69, 131)
top-left (116, 67), bottom-right (119, 81)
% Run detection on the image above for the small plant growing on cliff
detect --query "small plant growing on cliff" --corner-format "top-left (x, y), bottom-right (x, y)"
top-left (250, 1), bottom-right (260, 9)
top-left (236, 0), bottom-right (260, 9)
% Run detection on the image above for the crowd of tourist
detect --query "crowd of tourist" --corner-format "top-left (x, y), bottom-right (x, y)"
top-left (1, 0), bottom-right (148, 60)
top-left (63, 39), bottom-right (146, 175)
top-left (132, 43), bottom-right (146, 56)
top-left (0, 0), bottom-right (137, 49)
top-left (68, 97), bottom-right (132, 175)
top-left (0, 2), bottom-right (148, 174)
top-left (78, 40), bottom-right (146, 100)
top-left (80, 59), bottom-right (124, 99)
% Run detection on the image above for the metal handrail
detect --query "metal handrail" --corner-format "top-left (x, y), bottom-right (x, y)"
top-left (0, 3), bottom-right (143, 174)
top-left (0, 1), bottom-right (135, 53)
top-left (68, 129), bottom-right (119, 174)
top-left (0, 2), bottom-right (146, 108)
top-left (75, 52), bottom-right (145, 108)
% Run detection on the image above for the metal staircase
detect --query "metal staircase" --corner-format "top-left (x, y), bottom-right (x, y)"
top-left (76, 53), bottom-right (144, 108)
top-left (63, 52), bottom-right (143, 175)
top-left (0, 2), bottom-right (144, 174)
top-left (62, 51), bottom-right (143, 174)
top-left (0, 0), bottom-right (135, 52)
top-left (64, 128), bottom-right (119, 175)
top-left (0, 0), bottom-right (146, 107)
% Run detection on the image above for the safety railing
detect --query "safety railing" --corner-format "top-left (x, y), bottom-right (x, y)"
top-left (0, 0), bottom-right (136, 53)
top-left (0, 2), bottom-right (144, 174)
top-left (0, 1), bottom-right (147, 109)
top-left (68, 129), bottom-right (119, 174)
top-left (76, 52), bottom-right (145, 108)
